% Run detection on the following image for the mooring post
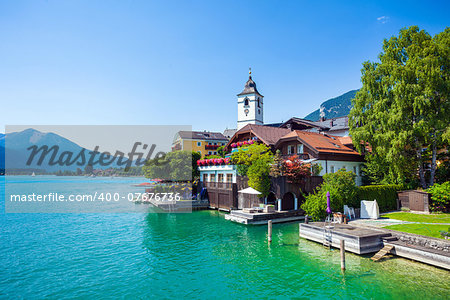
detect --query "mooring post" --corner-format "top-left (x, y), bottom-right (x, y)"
top-left (340, 239), bottom-right (346, 271)
top-left (268, 220), bottom-right (272, 243)
top-left (305, 215), bottom-right (309, 224)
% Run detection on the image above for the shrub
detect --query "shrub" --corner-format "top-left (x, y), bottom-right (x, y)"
top-left (283, 155), bottom-right (311, 183)
top-left (357, 184), bottom-right (403, 212)
top-left (302, 169), bottom-right (358, 220)
top-left (427, 182), bottom-right (450, 213)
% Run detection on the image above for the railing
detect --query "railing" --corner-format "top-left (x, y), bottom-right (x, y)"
top-left (203, 181), bottom-right (234, 189)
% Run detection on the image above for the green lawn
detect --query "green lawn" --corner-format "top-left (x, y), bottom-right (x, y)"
top-left (382, 212), bottom-right (450, 223)
top-left (383, 224), bottom-right (449, 239)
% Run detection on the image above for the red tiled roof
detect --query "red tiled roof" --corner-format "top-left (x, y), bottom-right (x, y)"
top-left (337, 136), bottom-right (353, 146)
top-left (277, 130), bottom-right (360, 155)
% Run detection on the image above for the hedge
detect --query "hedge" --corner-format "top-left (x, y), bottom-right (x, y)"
top-left (356, 184), bottom-right (403, 212)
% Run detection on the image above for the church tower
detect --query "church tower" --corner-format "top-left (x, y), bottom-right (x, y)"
top-left (237, 69), bottom-right (264, 130)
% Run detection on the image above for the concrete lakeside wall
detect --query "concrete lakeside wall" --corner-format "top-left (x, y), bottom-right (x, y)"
top-left (385, 229), bottom-right (450, 252)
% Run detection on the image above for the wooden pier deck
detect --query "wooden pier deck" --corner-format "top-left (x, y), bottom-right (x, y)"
top-left (299, 222), bottom-right (391, 254)
top-left (225, 210), bottom-right (305, 225)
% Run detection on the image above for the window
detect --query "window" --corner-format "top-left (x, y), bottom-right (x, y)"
top-left (208, 142), bottom-right (212, 145)
top-left (287, 145), bottom-right (293, 155)
top-left (244, 98), bottom-right (249, 106)
top-left (218, 174), bottom-right (224, 183)
top-left (226, 174), bottom-right (233, 183)
top-left (203, 174), bottom-right (208, 182)
top-left (214, 143), bottom-right (217, 145)
top-left (208, 151), bottom-right (212, 155)
top-left (222, 143), bottom-right (225, 145)
top-left (257, 98), bottom-right (261, 108)
top-left (213, 151), bottom-right (217, 155)
top-left (297, 144), bottom-right (303, 154)
top-left (197, 142), bottom-right (201, 146)
top-left (330, 166), bottom-right (335, 173)
top-left (209, 174), bottom-right (215, 182)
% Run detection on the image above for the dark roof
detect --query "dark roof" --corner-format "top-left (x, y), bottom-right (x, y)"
top-left (280, 117), bottom-right (329, 130)
top-left (264, 123), bottom-right (283, 128)
top-left (177, 131), bottom-right (228, 141)
top-left (226, 124), bottom-right (290, 148)
top-left (237, 76), bottom-right (263, 96)
top-left (223, 128), bottom-right (237, 139)
top-left (312, 116), bottom-right (349, 131)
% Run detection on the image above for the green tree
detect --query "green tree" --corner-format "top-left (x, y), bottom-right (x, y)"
top-left (349, 26), bottom-right (450, 188)
top-left (231, 143), bottom-right (273, 176)
top-left (192, 151), bottom-right (201, 180)
top-left (247, 159), bottom-right (271, 196)
top-left (143, 151), bottom-right (192, 181)
top-left (231, 143), bottom-right (274, 195)
top-left (269, 149), bottom-right (284, 177)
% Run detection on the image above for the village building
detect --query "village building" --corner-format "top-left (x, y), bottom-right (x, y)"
top-left (172, 131), bottom-right (228, 158)
top-left (274, 130), bottom-right (364, 185)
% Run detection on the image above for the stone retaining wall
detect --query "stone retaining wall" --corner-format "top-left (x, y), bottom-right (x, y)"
top-left (387, 230), bottom-right (450, 252)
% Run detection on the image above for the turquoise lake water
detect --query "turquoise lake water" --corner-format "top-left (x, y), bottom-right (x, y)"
top-left (0, 176), bottom-right (449, 299)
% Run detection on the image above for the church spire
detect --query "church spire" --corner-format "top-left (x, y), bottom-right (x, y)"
top-left (237, 68), bottom-right (262, 97)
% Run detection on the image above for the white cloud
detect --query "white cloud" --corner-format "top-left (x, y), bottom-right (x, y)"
top-left (377, 16), bottom-right (389, 24)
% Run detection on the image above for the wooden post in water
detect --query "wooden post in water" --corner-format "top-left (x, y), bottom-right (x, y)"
top-left (340, 240), bottom-right (346, 271)
top-left (305, 215), bottom-right (309, 224)
top-left (268, 220), bottom-right (272, 243)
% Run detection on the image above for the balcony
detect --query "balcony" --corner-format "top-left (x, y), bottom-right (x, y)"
top-left (202, 181), bottom-right (234, 189)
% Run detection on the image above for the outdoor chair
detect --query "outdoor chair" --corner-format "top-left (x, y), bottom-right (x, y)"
top-left (344, 205), bottom-right (356, 220)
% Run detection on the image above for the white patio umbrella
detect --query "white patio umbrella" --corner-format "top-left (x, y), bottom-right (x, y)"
top-left (238, 187), bottom-right (262, 195)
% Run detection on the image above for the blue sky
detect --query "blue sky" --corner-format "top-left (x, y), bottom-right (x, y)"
top-left (0, 0), bottom-right (448, 134)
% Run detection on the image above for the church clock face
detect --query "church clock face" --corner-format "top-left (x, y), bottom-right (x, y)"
top-left (244, 108), bottom-right (249, 116)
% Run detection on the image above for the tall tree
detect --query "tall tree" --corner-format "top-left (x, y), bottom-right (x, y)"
top-left (349, 26), bottom-right (449, 188)
top-left (231, 143), bottom-right (274, 195)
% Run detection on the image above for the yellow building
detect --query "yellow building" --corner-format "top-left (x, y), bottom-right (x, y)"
top-left (172, 131), bottom-right (229, 158)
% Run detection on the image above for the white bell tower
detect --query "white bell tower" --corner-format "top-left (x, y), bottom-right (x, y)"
top-left (237, 68), bottom-right (264, 130)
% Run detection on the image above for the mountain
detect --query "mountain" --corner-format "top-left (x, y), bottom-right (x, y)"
top-left (304, 90), bottom-right (359, 121)
top-left (2, 128), bottom-right (126, 172)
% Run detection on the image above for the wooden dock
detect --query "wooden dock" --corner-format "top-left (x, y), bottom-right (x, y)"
top-left (299, 222), bottom-right (391, 254)
top-left (225, 210), bottom-right (305, 225)
top-left (300, 222), bottom-right (450, 270)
